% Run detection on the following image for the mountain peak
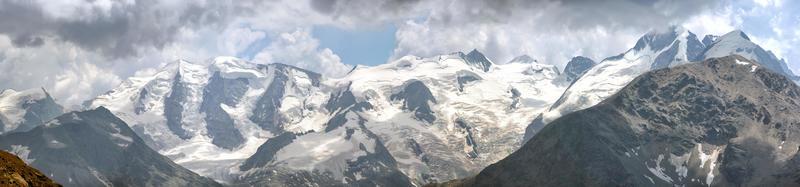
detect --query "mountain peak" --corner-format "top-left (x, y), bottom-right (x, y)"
top-left (721, 30), bottom-right (751, 41)
top-left (467, 48), bottom-right (482, 55)
top-left (461, 49), bottom-right (493, 72)
top-left (562, 56), bottom-right (597, 84)
top-left (508, 55), bottom-right (537, 64)
top-left (703, 29), bottom-right (794, 78)
top-left (632, 26), bottom-right (686, 51)
top-left (161, 59), bottom-right (195, 72)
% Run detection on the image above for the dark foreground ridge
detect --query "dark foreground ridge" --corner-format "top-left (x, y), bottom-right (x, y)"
top-left (0, 150), bottom-right (60, 187)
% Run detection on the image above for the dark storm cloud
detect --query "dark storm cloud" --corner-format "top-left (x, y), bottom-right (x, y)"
top-left (0, 0), bottom-right (261, 58)
top-left (0, 0), bottom-right (719, 59)
top-left (308, 0), bottom-right (719, 30)
top-left (11, 34), bottom-right (45, 47)
top-left (309, 0), bottom-right (421, 23)
top-left (0, 1), bottom-right (51, 47)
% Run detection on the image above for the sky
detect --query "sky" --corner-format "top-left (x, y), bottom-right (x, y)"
top-left (0, 0), bottom-right (797, 108)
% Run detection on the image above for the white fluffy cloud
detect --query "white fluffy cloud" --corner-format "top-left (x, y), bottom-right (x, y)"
top-left (394, 18), bottom-right (643, 68)
top-left (253, 29), bottom-right (352, 77)
top-left (0, 35), bottom-right (121, 109)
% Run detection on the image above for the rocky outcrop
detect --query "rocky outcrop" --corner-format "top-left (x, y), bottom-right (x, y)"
top-left (460, 49), bottom-right (493, 72)
top-left (561, 56), bottom-right (596, 84)
top-left (391, 80), bottom-right (438, 123)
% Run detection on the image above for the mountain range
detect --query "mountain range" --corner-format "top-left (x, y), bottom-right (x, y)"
top-left (0, 26), bottom-right (796, 186)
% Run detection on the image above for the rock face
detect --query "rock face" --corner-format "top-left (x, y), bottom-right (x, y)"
top-left (561, 56), bottom-right (596, 84)
top-left (460, 49), bottom-right (494, 72)
top-left (390, 80), bottom-right (438, 123)
top-left (0, 88), bottom-right (63, 135)
top-left (0, 150), bottom-right (60, 187)
top-left (201, 72), bottom-right (248, 150)
top-left (0, 107), bottom-right (220, 187)
top-left (458, 56), bottom-right (800, 186)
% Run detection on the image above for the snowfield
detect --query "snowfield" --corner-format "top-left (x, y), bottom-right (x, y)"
top-left (87, 49), bottom-right (568, 184)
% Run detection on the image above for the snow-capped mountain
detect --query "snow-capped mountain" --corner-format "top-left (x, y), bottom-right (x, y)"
top-left (453, 56), bottom-right (800, 186)
top-left (86, 57), bottom-right (329, 181)
top-left (703, 30), bottom-right (796, 80)
top-left (0, 107), bottom-right (220, 187)
top-left (86, 50), bottom-right (568, 185)
top-left (74, 25), bottom-right (797, 186)
top-left (530, 27), bottom-right (798, 138)
top-left (0, 88), bottom-right (63, 135)
top-left (234, 51), bottom-right (566, 185)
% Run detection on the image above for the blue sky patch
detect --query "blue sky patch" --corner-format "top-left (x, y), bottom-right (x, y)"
top-left (312, 24), bottom-right (397, 66)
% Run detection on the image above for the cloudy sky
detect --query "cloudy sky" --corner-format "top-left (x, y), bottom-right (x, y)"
top-left (0, 0), bottom-right (797, 108)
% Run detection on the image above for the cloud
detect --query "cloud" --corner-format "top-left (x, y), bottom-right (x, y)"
top-left (0, 35), bottom-right (121, 109)
top-left (307, 0), bottom-right (423, 27)
top-left (253, 29), bottom-right (352, 77)
top-left (0, 0), bottom-right (351, 107)
top-left (0, 0), bottom-right (797, 108)
top-left (391, 0), bottom-right (722, 68)
top-left (0, 0), bottom-right (259, 58)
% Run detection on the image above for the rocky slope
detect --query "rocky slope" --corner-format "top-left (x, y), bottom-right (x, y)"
top-left (531, 27), bottom-right (798, 140)
top-left (459, 55), bottom-right (800, 186)
top-left (0, 107), bottom-right (220, 187)
top-left (0, 88), bottom-right (63, 135)
top-left (0, 150), bottom-right (60, 187)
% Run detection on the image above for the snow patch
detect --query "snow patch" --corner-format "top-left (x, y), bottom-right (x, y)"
top-left (647, 154), bottom-right (673, 183)
top-left (108, 122), bottom-right (134, 148)
top-left (44, 119), bottom-right (60, 128)
top-left (669, 151), bottom-right (691, 179)
top-left (9, 145), bottom-right (35, 164)
top-left (47, 139), bottom-right (67, 149)
top-left (735, 59), bottom-right (750, 65)
top-left (697, 144), bottom-right (721, 186)
top-left (89, 167), bottom-right (112, 187)
top-left (644, 175), bottom-right (655, 184)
